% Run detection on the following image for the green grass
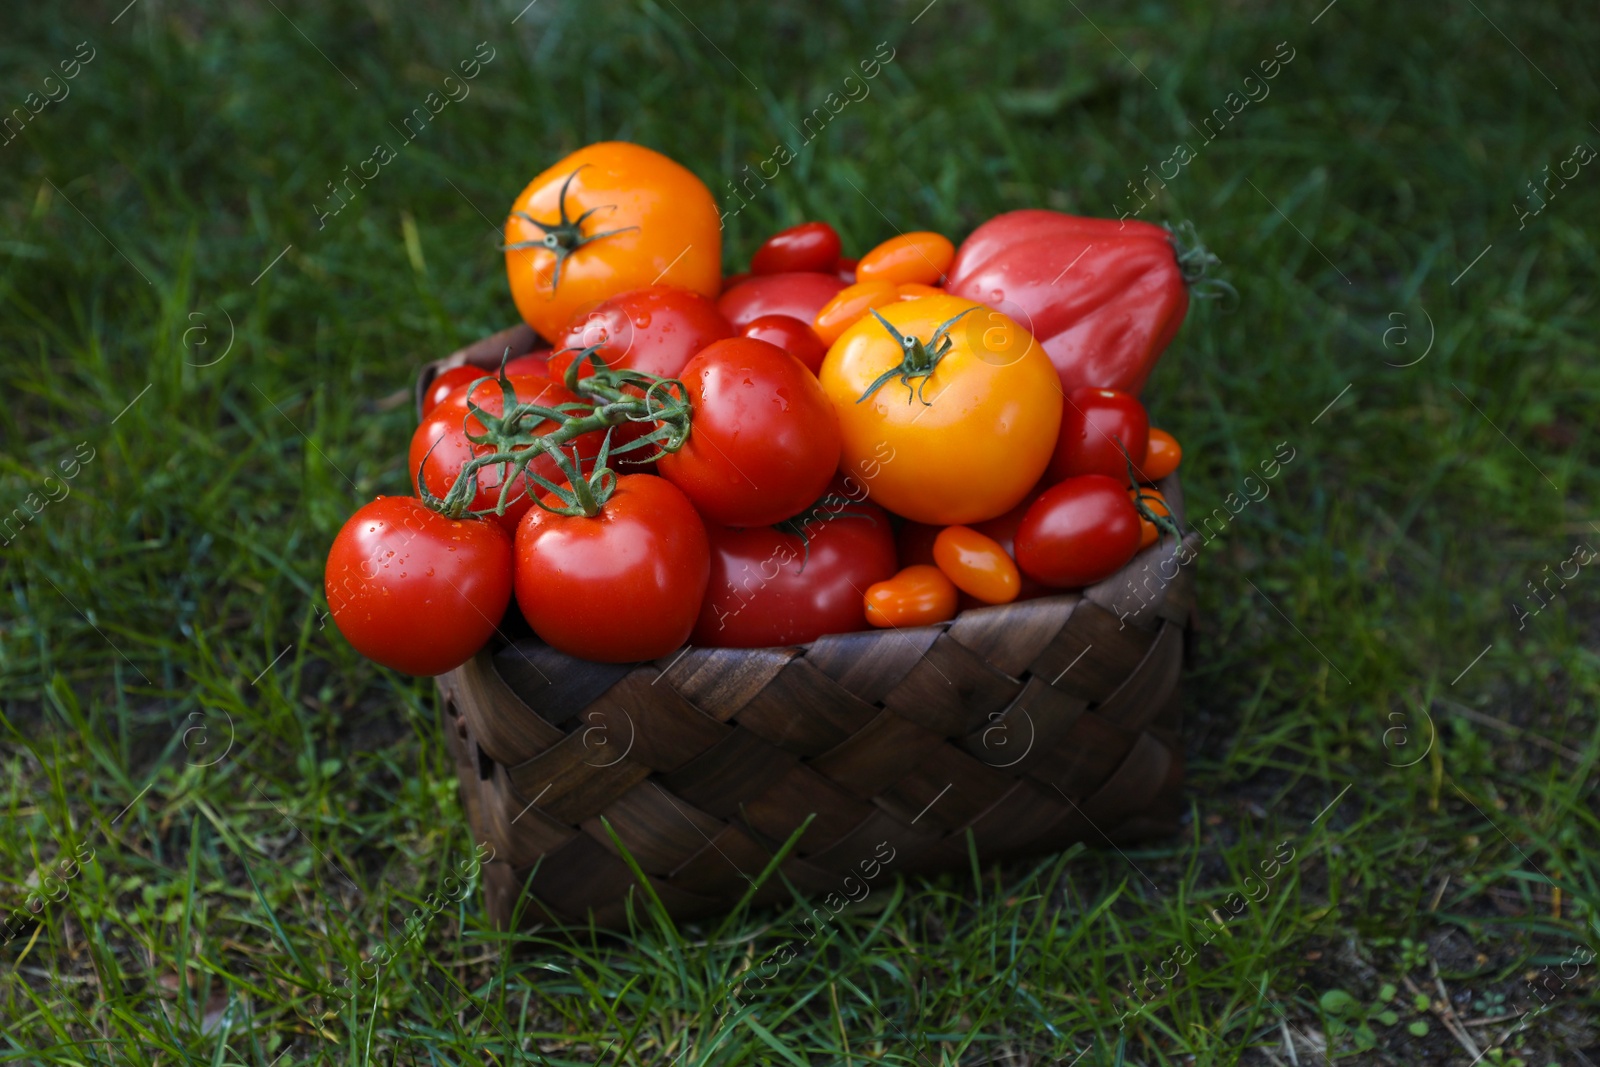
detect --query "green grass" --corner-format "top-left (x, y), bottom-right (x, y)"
top-left (2, 0), bottom-right (1598, 1063)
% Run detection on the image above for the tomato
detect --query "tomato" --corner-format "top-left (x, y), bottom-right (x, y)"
top-left (1014, 475), bottom-right (1141, 588)
top-left (864, 565), bottom-right (958, 628)
top-left (717, 271), bottom-right (846, 331)
top-left (812, 280), bottom-right (901, 347)
top-left (818, 293), bottom-right (1063, 525)
top-left (514, 475), bottom-right (709, 662)
top-left (945, 209), bottom-right (1198, 395)
top-left (740, 314), bottom-right (828, 375)
top-left (1143, 428), bottom-right (1182, 481)
top-left (897, 282), bottom-right (944, 301)
top-left (721, 271), bottom-right (750, 294)
top-left (422, 366), bottom-right (488, 418)
top-left (325, 497), bottom-right (512, 675)
top-left (691, 494), bottom-right (897, 647)
top-left (855, 231), bottom-right (954, 287)
top-left (751, 221), bottom-right (841, 275)
top-left (835, 257), bottom-right (858, 285)
top-left (657, 338), bottom-right (841, 526)
top-left (550, 285), bottom-right (734, 381)
top-left (1131, 487), bottom-right (1172, 549)
top-left (504, 350), bottom-right (552, 378)
top-left (409, 375), bottom-right (600, 533)
top-left (1048, 387), bottom-right (1149, 483)
top-left (933, 526), bottom-right (1020, 605)
top-left (971, 491), bottom-right (1051, 601)
top-left (504, 142), bottom-right (721, 341)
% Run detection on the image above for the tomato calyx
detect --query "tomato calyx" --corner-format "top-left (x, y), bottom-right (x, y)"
top-left (502, 166), bottom-right (640, 292)
top-left (1165, 220), bottom-right (1236, 304)
top-left (857, 306), bottom-right (977, 405)
top-left (417, 346), bottom-right (692, 521)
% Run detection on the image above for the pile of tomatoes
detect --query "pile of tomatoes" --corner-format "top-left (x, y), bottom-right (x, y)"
top-left (326, 141), bottom-right (1203, 675)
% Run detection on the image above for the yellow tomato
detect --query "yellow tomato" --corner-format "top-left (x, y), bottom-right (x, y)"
top-left (503, 142), bottom-right (721, 341)
top-left (818, 294), bottom-right (1063, 525)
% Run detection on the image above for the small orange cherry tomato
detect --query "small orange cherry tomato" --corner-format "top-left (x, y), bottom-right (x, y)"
top-left (1130, 488), bottom-right (1172, 549)
top-left (1143, 428), bottom-right (1182, 481)
top-left (855, 231), bottom-right (955, 287)
top-left (933, 526), bottom-right (1020, 604)
top-left (813, 280), bottom-right (900, 346)
top-left (897, 282), bottom-right (944, 300)
top-left (864, 565), bottom-right (958, 628)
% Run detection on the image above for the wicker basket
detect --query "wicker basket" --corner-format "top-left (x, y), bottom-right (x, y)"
top-left (422, 327), bottom-right (1199, 929)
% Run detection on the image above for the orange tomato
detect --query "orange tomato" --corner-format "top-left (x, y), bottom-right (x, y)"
top-left (933, 526), bottom-right (1020, 604)
top-left (1143, 428), bottom-right (1182, 481)
top-left (504, 142), bottom-right (721, 340)
top-left (818, 293), bottom-right (1063, 525)
top-left (1130, 487), bottom-right (1172, 549)
top-left (864, 565), bottom-right (958, 628)
top-left (855, 231), bottom-right (954, 287)
top-left (897, 282), bottom-right (944, 300)
top-left (812, 280), bottom-right (900, 347)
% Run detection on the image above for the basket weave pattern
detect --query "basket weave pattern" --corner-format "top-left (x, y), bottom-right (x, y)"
top-left (425, 330), bottom-right (1198, 928)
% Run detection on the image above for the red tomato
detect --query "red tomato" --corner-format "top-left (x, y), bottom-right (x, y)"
top-left (740, 314), bottom-right (828, 374)
top-left (1014, 475), bottom-right (1142, 588)
top-left (409, 375), bottom-right (600, 533)
top-left (550, 285), bottom-right (734, 382)
top-left (421, 365), bottom-right (488, 418)
top-left (1048, 387), bottom-right (1150, 483)
top-left (691, 495), bottom-right (897, 647)
top-left (752, 221), bottom-right (842, 275)
top-left (657, 338), bottom-right (841, 526)
top-left (717, 271), bottom-right (846, 331)
top-left (836, 257), bottom-right (858, 285)
top-left (325, 497), bottom-right (512, 675)
top-left (514, 475), bottom-right (709, 662)
top-left (504, 350), bottom-right (552, 378)
top-left (864, 565), bottom-right (958, 628)
top-left (721, 271), bottom-right (750, 294)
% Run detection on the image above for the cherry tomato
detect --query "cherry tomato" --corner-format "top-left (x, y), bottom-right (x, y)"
top-left (812, 280), bottom-right (901, 347)
top-left (1143, 428), bottom-right (1182, 481)
top-left (409, 375), bottom-right (600, 533)
top-left (933, 526), bottom-right (1020, 605)
top-left (504, 142), bottom-right (721, 341)
top-left (751, 221), bottom-right (842, 275)
top-left (422, 366), bottom-right (488, 418)
top-left (971, 490), bottom-right (1052, 601)
top-left (1131, 487), bottom-right (1172, 549)
top-left (721, 271), bottom-right (750, 293)
top-left (897, 282), bottom-right (944, 301)
top-left (740, 314), bottom-right (828, 375)
top-left (325, 497), bottom-right (512, 675)
top-left (1048, 387), bottom-right (1149, 483)
top-left (1014, 475), bottom-right (1141, 588)
top-left (835, 256), bottom-right (858, 285)
top-left (504, 350), bottom-right (552, 378)
top-left (818, 293), bottom-right (1062, 525)
top-left (514, 475), bottom-right (709, 662)
top-left (691, 493), bottom-right (897, 647)
top-left (717, 271), bottom-right (846, 331)
top-left (550, 285), bottom-right (734, 382)
top-left (864, 565), bottom-right (958, 628)
top-left (658, 338), bottom-right (841, 526)
top-left (855, 231), bottom-right (955, 287)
